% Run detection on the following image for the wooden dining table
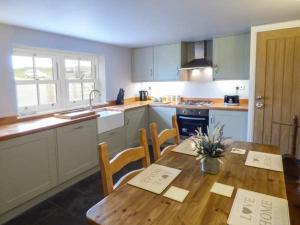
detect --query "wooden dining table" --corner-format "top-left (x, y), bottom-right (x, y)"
top-left (86, 141), bottom-right (287, 225)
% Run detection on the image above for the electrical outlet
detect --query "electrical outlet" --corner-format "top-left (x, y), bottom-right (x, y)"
top-left (239, 85), bottom-right (246, 90)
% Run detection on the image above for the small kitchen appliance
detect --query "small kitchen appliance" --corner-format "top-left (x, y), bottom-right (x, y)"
top-left (139, 90), bottom-right (148, 101)
top-left (224, 95), bottom-right (240, 106)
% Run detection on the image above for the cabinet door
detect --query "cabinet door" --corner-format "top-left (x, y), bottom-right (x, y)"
top-left (0, 130), bottom-right (57, 214)
top-left (125, 107), bottom-right (148, 147)
top-left (213, 33), bottom-right (250, 80)
top-left (98, 126), bottom-right (126, 158)
top-left (149, 107), bottom-right (176, 133)
top-left (132, 47), bottom-right (154, 82)
top-left (57, 119), bottom-right (98, 183)
top-left (154, 44), bottom-right (181, 81)
top-left (209, 110), bottom-right (248, 141)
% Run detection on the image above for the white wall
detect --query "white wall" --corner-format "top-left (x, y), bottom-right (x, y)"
top-left (138, 80), bottom-right (249, 99)
top-left (0, 23), bottom-right (138, 117)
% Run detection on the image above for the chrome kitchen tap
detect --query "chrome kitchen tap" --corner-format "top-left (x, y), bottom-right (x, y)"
top-left (89, 89), bottom-right (101, 110)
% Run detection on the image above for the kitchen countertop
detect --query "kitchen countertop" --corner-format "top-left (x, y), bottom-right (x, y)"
top-left (0, 115), bottom-right (98, 142)
top-left (107, 100), bottom-right (248, 112)
top-left (148, 102), bottom-right (248, 111)
top-left (106, 100), bottom-right (151, 111)
top-left (0, 100), bottom-right (248, 142)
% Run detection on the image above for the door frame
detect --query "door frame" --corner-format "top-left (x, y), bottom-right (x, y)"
top-left (247, 19), bottom-right (300, 141)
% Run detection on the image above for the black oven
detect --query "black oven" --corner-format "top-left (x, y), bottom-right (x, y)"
top-left (176, 108), bottom-right (209, 137)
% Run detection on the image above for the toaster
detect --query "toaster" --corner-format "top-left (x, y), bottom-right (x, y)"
top-left (224, 95), bottom-right (240, 106)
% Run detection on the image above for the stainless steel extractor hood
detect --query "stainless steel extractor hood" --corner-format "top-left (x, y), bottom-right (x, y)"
top-left (179, 40), bottom-right (213, 70)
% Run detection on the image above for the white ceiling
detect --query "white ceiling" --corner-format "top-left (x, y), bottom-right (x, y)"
top-left (0, 0), bottom-right (299, 47)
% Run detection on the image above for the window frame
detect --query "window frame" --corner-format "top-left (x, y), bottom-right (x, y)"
top-left (13, 49), bottom-right (60, 114)
top-left (12, 48), bottom-right (102, 115)
top-left (60, 55), bottom-right (99, 107)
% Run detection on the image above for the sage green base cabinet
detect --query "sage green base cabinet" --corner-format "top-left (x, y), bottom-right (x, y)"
top-left (125, 107), bottom-right (148, 147)
top-left (56, 120), bottom-right (98, 183)
top-left (209, 110), bottom-right (248, 141)
top-left (98, 126), bottom-right (126, 158)
top-left (0, 130), bottom-right (57, 214)
top-left (213, 33), bottom-right (250, 80)
top-left (149, 106), bottom-right (176, 133)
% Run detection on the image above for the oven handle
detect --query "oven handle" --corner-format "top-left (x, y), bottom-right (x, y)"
top-left (178, 116), bottom-right (207, 121)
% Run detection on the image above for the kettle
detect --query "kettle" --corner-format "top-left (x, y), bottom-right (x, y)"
top-left (139, 90), bottom-right (148, 101)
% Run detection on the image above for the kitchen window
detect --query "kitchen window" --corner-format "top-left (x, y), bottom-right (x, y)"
top-left (12, 53), bottom-right (58, 114)
top-left (12, 48), bottom-right (102, 115)
top-left (63, 57), bottom-right (97, 106)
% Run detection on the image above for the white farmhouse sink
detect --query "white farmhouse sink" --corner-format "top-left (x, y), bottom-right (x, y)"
top-left (96, 109), bottom-right (124, 134)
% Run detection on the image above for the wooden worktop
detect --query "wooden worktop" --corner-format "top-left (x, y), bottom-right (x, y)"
top-left (0, 98), bottom-right (248, 142)
top-left (149, 102), bottom-right (248, 111)
top-left (0, 115), bottom-right (98, 142)
top-left (86, 141), bottom-right (286, 225)
top-left (107, 99), bottom-right (248, 112)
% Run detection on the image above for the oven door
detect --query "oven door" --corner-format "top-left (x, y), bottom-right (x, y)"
top-left (177, 115), bottom-right (208, 137)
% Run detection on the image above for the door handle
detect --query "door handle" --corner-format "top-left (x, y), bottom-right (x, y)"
top-left (178, 116), bottom-right (206, 121)
top-left (255, 102), bottom-right (264, 108)
top-left (255, 95), bottom-right (264, 109)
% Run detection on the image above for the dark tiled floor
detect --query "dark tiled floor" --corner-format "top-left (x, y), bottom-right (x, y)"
top-left (4, 145), bottom-right (156, 225)
top-left (4, 160), bottom-right (144, 225)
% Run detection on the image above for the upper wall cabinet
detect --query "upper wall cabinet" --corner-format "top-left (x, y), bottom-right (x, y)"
top-left (132, 43), bottom-right (187, 82)
top-left (132, 47), bottom-right (154, 82)
top-left (213, 33), bottom-right (250, 80)
top-left (153, 43), bottom-right (186, 81)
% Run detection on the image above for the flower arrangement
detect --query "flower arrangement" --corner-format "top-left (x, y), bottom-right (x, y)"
top-left (191, 124), bottom-right (228, 174)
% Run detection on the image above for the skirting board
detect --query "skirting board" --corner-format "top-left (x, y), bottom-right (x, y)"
top-left (0, 167), bottom-right (99, 225)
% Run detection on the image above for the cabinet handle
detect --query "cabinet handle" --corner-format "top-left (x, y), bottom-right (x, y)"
top-left (73, 125), bottom-right (83, 130)
top-left (109, 131), bottom-right (116, 136)
top-left (56, 62), bottom-right (59, 79)
top-left (210, 116), bottom-right (214, 124)
top-left (150, 69), bottom-right (153, 77)
top-left (213, 64), bottom-right (219, 74)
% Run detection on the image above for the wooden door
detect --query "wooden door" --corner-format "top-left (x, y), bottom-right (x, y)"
top-left (254, 28), bottom-right (300, 159)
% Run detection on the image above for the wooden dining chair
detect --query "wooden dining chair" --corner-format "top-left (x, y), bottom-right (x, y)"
top-left (150, 115), bottom-right (180, 161)
top-left (98, 128), bottom-right (150, 197)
